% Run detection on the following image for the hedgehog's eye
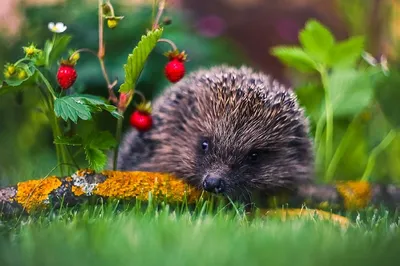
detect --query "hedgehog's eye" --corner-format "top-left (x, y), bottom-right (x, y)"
top-left (248, 152), bottom-right (259, 162)
top-left (201, 140), bottom-right (209, 151)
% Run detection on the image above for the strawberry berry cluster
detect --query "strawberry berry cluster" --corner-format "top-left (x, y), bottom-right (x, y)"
top-left (56, 44), bottom-right (187, 134)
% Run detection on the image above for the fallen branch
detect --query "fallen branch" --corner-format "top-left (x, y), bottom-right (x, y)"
top-left (1, 169), bottom-right (400, 227)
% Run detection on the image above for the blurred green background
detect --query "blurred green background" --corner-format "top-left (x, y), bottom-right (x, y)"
top-left (0, 0), bottom-right (399, 186)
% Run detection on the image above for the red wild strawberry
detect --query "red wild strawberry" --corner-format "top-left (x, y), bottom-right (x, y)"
top-left (130, 110), bottom-right (152, 132)
top-left (165, 58), bottom-right (185, 83)
top-left (164, 49), bottom-right (187, 83)
top-left (129, 101), bottom-right (153, 132)
top-left (57, 63), bottom-right (77, 90)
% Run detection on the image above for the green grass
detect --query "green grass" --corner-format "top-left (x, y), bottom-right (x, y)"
top-left (1, 200), bottom-right (400, 266)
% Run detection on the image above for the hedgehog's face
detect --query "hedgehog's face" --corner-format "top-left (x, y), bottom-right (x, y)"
top-left (142, 67), bottom-right (314, 205)
top-left (191, 105), bottom-right (313, 204)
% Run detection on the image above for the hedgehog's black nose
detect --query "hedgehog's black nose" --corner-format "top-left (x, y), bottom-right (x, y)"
top-left (203, 175), bottom-right (226, 194)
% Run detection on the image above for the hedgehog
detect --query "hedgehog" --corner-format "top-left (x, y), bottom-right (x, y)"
top-left (115, 65), bottom-right (314, 206)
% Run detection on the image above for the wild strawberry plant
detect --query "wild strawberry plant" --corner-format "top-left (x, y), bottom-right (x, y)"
top-left (0, 0), bottom-right (186, 175)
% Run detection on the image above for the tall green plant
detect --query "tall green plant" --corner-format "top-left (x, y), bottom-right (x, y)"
top-left (271, 19), bottom-right (397, 183)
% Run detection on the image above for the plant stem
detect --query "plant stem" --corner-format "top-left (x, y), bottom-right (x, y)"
top-left (97, 0), bottom-right (118, 104)
top-left (320, 68), bottom-right (333, 173)
top-left (99, 58), bottom-right (118, 104)
top-left (36, 68), bottom-right (72, 175)
top-left (35, 68), bottom-right (57, 100)
top-left (313, 113), bottom-right (325, 171)
top-left (151, 0), bottom-right (157, 27)
top-left (134, 90), bottom-right (147, 103)
top-left (14, 58), bottom-right (32, 66)
top-left (105, 0), bottom-right (116, 17)
top-left (158, 38), bottom-right (178, 51)
top-left (37, 85), bottom-right (63, 175)
top-left (361, 130), bottom-right (397, 181)
top-left (325, 115), bottom-right (361, 182)
top-left (48, 98), bottom-right (70, 176)
top-left (98, 0), bottom-right (105, 59)
top-left (112, 114), bottom-right (124, 170)
top-left (152, 0), bottom-right (166, 29)
top-left (69, 48), bottom-right (98, 60)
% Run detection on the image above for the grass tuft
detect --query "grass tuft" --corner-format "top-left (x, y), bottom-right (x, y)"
top-left (1, 199), bottom-right (400, 266)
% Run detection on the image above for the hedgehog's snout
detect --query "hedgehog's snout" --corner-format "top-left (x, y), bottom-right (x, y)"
top-left (202, 174), bottom-right (226, 194)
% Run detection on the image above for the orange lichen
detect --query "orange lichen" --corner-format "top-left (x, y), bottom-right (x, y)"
top-left (76, 169), bottom-right (95, 176)
top-left (95, 170), bottom-right (202, 203)
top-left (15, 176), bottom-right (62, 212)
top-left (261, 208), bottom-right (350, 228)
top-left (336, 181), bottom-right (372, 210)
top-left (71, 185), bottom-right (85, 196)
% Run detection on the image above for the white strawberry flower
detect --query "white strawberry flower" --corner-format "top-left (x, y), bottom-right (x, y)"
top-left (48, 22), bottom-right (67, 33)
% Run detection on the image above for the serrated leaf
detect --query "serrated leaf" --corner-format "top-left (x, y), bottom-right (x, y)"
top-left (375, 70), bottom-right (400, 129)
top-left (328, 69), bottom-right (374, 117)
top-left (54, 96), bottom-right (92, 123)
top-left (86, 131), bottom-right (117, 150)
top-left (298, 19), bottom-right (335, 62)
top-left (77, 94), bottom-right (115, 111)
top-left (54, 135), bottom-right (83, 146)
top-left (84, 146), bottom-right (107, 172)
top-left (49, 35), bottom-right (72, 65)
top-left (36, 35), bottom-right (72, 67)
top-left (327, 36), bottom-right (365, 68)
top-left (119, 28), bottom-right (163, 93)
top-left (270, 46), bottom-right (318, 73)
top-left (75, 94), bottom-right (123, 119)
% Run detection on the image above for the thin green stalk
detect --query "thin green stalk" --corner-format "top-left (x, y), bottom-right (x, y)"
top-left (37, 84), bottom-right (63, 175)
top-left (313, 112), bottom-right (326, 172)
top-left (35, 67), bottom-right (72, 175)
top-left (66, 140), bottom-right (80, 170)
top-left (361, 130), bottom-right (397, 181)
top-left (14, 58), bottom-right (32, 66)
top-left (35, 68), bottom-right (57, 100)
top-left (47, 98), bottom-right (69, 176)
top-left (113, 114), bottom-right (124, 170)
top-left (325, 116), bottom-right (361, 182)
top-left (320, 68), bottom-right (333, 172)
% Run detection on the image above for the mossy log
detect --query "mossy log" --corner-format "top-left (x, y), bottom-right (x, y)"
top-left (1, 169), bottom-right (400, 227)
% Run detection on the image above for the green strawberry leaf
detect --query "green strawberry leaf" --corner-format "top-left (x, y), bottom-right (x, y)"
top-left (75, 94), bottom-right (123, 119)
top-left (54, 131), bottom-right (117, 172)
top-left (119, 27), bottom-right (163, 93)
top-left (270, 46), bottom-right (318, 73)
top-left (54, 94), bottom-right (123, 123)
top-left (86, 131), bottom-right (117, 150)
top-left (84, 146), bottom-right (107, 172)
top-left (36, 35), bottom-right (72, 67)
top-left (298, 19), bottom-right (335, 63)
top-left (328, 69), bottom-right (375, 117)
top-left (328, 36), bottom-right (365, 68)
top-left (54, 96), bottom-right (92, 123)
top-left (49, 35), bottom-right (72, 66)
top-left (54, 135), bottom-right (83, 146)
